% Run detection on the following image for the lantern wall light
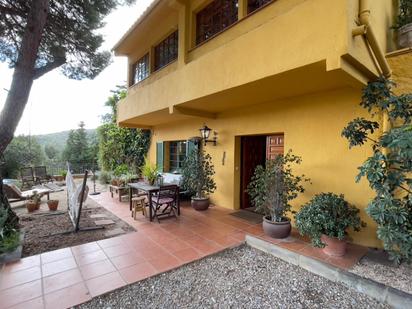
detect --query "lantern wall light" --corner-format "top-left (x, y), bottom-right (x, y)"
top-left (199, 124), bottom-right (217, 146)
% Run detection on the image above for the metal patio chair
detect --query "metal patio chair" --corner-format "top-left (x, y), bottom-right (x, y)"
top-left (34, 166), bottom-right (53, 184)
top-left (20, 167), bottom-right (35, 189)
top-left (150, 185), bottom-right (179, 222)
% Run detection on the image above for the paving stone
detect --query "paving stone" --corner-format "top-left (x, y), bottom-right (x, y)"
top-left (90, 214), bottom-right (107, 219)
top-left (104, 228), bottom-right (125, 237)
top-left (94, 219), bottom-right (115, 226)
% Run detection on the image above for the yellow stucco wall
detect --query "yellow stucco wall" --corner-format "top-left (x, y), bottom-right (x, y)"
top-left (148, 87), bottom-right (382, 248)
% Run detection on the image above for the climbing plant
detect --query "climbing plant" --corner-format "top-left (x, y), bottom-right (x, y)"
top-left (342, 77), bottom-right (412, 264)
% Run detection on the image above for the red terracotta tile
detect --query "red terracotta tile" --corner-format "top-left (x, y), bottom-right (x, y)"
top-left (300, 245), bottom-right (331, 261)
top-left (8, 296), bottom-right (44, 309)
top-left (97, 236), bottom-right (124, 249)
top-left (119, 262), bottom-right (157, 284)
top-left (85, 271), bottom-right (126, 297)
top-left (148, 253), bottom-right (182, 273)
top-left (43, 282), bottom-right (91, 309)
top-left (71, 242), bottom-right (100, 256)
top-left (75, 250), bottom-right (108, 266)
top-left (102, 243), bottom-right (134, 258)
top-left (0, 266), bottom-right (41, 290)
top-left (42, 257), bottom-right (77, 277)
top-left (173, 247), bottom-right (202, 263)
top-left (212, 235), bottom-right (242, 247)
top-left (0, 280), bottom-right (42, 309)
top-left (138, 245), bottom-right (169, 261)
top-left (230, 230), bottom-right (247, 241)
top-left (110, 251), bottom-right (145, 270)
top-left (79, 259), bottom-right (117, 280)
top-left (42, 268), bottom-right (83, 294)
top-left (187, 238), bottom-right (223, 256)
top-left (41, 248), bottom-right (73, 264)
top-left (159, 238), bottom-right (190, 253)
top-left (2, 255), bottom-right (41, 273)
top-left (242, 225), bottom-right (264, 236)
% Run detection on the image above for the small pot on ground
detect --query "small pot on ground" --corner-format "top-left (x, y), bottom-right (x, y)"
top-left (262, 216), bottom-right (291, 239)
top-left (321, 234), bottom-right (347, 257)
top-left (47, 200), bottom-right (59, 211)
top-left (191, 197), bottom-right (210, 211)
top-left (26, 201), bottom-right (38, 213)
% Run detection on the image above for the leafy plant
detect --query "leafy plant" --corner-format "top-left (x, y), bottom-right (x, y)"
top-left (98, 170), bottom-right (112, 184)
top-left (113, 164), bottom-right (130, 177)
top-left (181, 149), bottom-right (216, 199)
top-left (247, 150), bottom-right (310, 223)
top-left (141, 158), bottom-right (158, 185)
top-left (60, 170), bottom-right (67, 178)
top-left (295, 193), bottom-right (366, 247)
top-left (342, 77), bottom-right (412, 264)
top-left (394, 0), bottom-right (412, 29)
top-left (0, 207), bottom-right (19, 254)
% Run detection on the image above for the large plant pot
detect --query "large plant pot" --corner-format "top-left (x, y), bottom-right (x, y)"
top-left (321, 234), bottom-right (347, 257)
top-left (47, 200), bottom-right (59, 211)
top-left (191, 197), bottom-right (210, 211)
top-left (262, 216), bottom-right (291, 239)
top-left (399, 23), bottom-right (412, 49)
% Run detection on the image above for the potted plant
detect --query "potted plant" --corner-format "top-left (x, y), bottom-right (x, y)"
top-left (26, 191), bottom-right (41, 212)
top-left (141, 157), bottom-right (158, 186)
top-left (181, 148), bottom-right (216, 211)
top-left (47, 200), bottom-right (59, 211)
top-left (247, 150), bottom-right (310, 238)
top-left (295, 193), bottom-right (366, 257)
top-left (395, 0), bottom-right (412, 48)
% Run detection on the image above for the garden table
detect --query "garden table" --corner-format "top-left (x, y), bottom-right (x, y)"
top-left (128, 182), bottom-right (180, 222)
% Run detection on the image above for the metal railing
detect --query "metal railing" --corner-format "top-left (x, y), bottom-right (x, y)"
top-left (46, 161), bottom-right (99, 176)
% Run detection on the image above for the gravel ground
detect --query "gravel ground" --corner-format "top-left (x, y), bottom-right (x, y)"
top-left (77, 245), bottom-right (388, 309)
top-left (351, 249), bottom-right (412, 294)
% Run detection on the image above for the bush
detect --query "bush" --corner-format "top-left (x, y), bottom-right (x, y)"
top-left (295, 193), bottom-right (366, 248)
top-left (247, 150), bottom-right (310, 222)
top-left (181, 149), bottom-right (216, 198)
top-left (98, 170), bottom-right (112, 184)
top-left (0, 206), bottom-right (20, 254)
top-left (113, 164), bottom-right (130, 177)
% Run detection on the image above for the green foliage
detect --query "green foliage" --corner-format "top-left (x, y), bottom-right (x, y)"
top-left (62, 121), bottom-right (96, 165)
top-left (0, 207), bottom-right (19, 254)
top-left (181, 149), bottom-right (216, 199)
top-left (113, 164), bottom-right (130, 177)
top-left (295, 193), bottom-right (366, 248)
top-left (60, 170), bottom-right (67, 178)
top-left (141, 158), bottom-right (158, 185)
top-left (1, 135), bottom-right (45, 178)
top-left (247, 150), bottom-right (310, 223)
top-left (394, 0), bottom-right (412, 29)
top-left (44, 144), bottom-right (59, 160)
top-left (342, 77), bottom-right (412, 264)
top-left (97, 87), bottom-right (150, 173)
top-left (98, 170), bottom-right (112, 184)
top-left (0, 0), bottom-right (135, 79)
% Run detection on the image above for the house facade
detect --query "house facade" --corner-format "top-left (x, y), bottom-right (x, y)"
top-left (113, 0), bottom-right (407, 248)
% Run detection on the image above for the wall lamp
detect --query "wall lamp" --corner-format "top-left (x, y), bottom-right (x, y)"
top-left (199, 124), bottom-right (217, 146)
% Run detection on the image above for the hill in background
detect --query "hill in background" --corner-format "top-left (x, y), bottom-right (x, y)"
top-left (35, 129), bottom-right (97, 150)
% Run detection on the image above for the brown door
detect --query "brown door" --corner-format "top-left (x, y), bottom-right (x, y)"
top-left (240, 136), bottom-right (267, 209)
top-left (266, 134), bottom-right (284, 159)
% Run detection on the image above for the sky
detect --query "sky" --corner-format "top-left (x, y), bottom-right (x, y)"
top-left (0, 0), bottom-right (153, 136)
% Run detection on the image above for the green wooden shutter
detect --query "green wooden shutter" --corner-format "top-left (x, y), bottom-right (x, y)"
top-left (186, 139), bottom-right (198, 155)
top-left (156, 142), bottom-right (164, 172)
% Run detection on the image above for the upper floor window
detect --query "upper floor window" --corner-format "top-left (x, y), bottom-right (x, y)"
top-left (247, 0), bottom-right (272, 14)
top-left (154, 30), bottom-right (178, 71)
top-left (132, 53), bottom-right (149, 85)
top-left (196, 0), bottom-right (238, 45)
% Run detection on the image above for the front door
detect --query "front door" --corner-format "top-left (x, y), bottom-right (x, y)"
top-left (240, 136), bottom-right (266, 209)
top-left (266, 134), bottom-right (284, 159)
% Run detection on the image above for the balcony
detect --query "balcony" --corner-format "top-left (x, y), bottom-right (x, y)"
top-left (117, 0), bottom-right (394, 128)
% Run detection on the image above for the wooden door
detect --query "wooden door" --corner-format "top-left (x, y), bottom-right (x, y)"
top-left (240, 136), bottom-right (267, 209)
top-left (266, 134), bottom-right (284, 159)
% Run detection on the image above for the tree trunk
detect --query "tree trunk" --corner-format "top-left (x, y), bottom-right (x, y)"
top-left (0, 0), bottom-right (49, 228)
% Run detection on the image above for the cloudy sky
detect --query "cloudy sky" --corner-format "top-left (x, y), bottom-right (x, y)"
top-left (0, 0), bottom-right (153, 136)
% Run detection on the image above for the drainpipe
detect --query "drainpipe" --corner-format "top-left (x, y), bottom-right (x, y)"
top-left (352, 0), bottom-right (392, 78)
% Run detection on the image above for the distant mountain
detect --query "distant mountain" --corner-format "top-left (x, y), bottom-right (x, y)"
top-left (35, 129), bottom-right (97, 151)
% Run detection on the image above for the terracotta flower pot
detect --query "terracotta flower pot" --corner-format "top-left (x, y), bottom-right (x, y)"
top-left (47, 200), bottom-right (59, 211)
top-left (262, 216), bottom-right (291, 239)
top-left (191, 197), bottom-right (210, 211)
top-left (321, 234), bottom-right (347, 257)
top-left (26, 201), bottom-right (38, 213)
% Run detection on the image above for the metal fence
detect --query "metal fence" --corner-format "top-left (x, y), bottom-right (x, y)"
top-left (46, 161), bottom-right (99, 176)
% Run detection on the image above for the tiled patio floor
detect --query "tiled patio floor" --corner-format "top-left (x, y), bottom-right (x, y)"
top-left (0, 192), bottom-right (368, 309)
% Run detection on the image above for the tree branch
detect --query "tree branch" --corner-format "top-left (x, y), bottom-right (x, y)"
top-left (33, 56), bottom-right (66, 79)
top-left (0, 4), bottom-right (24, 17)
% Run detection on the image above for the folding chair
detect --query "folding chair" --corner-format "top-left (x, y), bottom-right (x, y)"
top-left (150, 185), bottom-right (179, 222)
top-left (20, 167), bottom-right (35, 189)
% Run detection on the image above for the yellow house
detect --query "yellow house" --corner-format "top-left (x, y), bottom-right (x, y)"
top-left (113, 0), bottom-right (409, 248)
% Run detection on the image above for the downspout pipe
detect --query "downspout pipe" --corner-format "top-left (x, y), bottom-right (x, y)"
top-left (352, 0), bottom-right (392, 78)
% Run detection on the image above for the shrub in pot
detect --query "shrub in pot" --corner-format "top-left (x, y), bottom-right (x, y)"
top-left (26, 191), bottom-right (41, 212)
top-left (395, 0), bottom-right (412, 48)
top-left (141, 157), bottom-right (158, 186)
top-left (295, 193), bottom-right (366, 257)
top-left (247, 150), bottom-right (310, 238)
top-left (181, 148), bottom-right (216, 211)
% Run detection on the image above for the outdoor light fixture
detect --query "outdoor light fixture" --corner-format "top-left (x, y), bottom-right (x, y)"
top-left (199, 124), bottom-right (217, 146)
